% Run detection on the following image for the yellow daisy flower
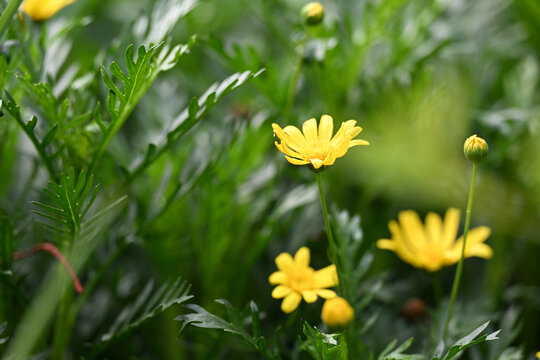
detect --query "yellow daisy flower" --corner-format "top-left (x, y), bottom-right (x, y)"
top-left (269, 247), bottom-right (338, 313)
top-left (21, 0), bottom-right (74, 21)
top-left (377, 208), bottom-right (493, 272)
top-left (272, 115), bottom-right (369, 170)
top-left (321, 296), bottom-right (354, 328)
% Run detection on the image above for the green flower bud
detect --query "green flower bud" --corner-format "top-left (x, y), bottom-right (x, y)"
top-left (464, 134), bottom-right (488, 163)
top-left (301, 2), bottom-right (324, 26)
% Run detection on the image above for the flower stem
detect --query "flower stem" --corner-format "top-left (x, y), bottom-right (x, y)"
top-left (0, 0), bottom-right (23, 38)
top-left (283, 30), bottom-right (307, 121)
top-left (442, 162), bottom-right (477, 341)
top-left (315, 172), bottom-right (343, 295)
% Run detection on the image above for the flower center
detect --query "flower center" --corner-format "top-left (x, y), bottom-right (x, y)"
top-left (302, 140), bottom-right (331, 161)
top-left (287, 266), bottom-right (316, 292)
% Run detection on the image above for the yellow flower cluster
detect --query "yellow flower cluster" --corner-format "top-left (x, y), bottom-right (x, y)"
top-left (272, 115), bottom-right (369, 170)
top-left (377, 208), bottom-right (493, 272)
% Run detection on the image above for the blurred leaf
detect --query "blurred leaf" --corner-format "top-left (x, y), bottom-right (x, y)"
top-left (300, 322), bottom-right (345, 360)
top-left (90, 38), bottom-right (196, 171)
top-left (432, 321), bottom-right (501, 360)
top-left (127, 68), bottom-right (264, 180)
top-left (90, 277), bottom-right (192, 358)
top-left (378, 337), bottom-right (423, 360)
top-left (0, 96), bottom-right (60, 180)
top-left (176, 299), bottom-right (280, 359)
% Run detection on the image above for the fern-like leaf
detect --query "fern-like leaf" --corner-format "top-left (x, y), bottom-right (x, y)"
top-left (90, 37), bottom-right (196, 171)
top-left (176, 299), bottom-right (280, 359)
top-left (89, 277), bottom-right (192, 358)
top-left (127, 68), bottom-right (264, 180)
top-left (32, 169), bottom-right (100, 238)
top-left (0, 95), bottom-right (60, 180)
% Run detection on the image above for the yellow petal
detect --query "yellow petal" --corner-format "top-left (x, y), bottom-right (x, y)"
top-left (314, 264), bottom-right (338, 288)
top-left (22, 0), bottom-right (74, 21)
top-left (301, 290), bottom-right (318, 303)
top-left (275, 252), bottom-right (294, 272)
top-left (294, 246), bottom-right (310, 266)
top-left (310, 158), bottom-right (324, 169)
top-left (376, 239), bottom-right (396, 250)
top-left (302, 118), bottom-right (318, 141)
top-left (398, 210), bottom-right (427, 252)
top-left (349, 139), bottom-right (369, 147)
top-left (268, 271), bottom-right (287, 285)
top-left (318, 115), bottom-right (334, 141)
top-left (316, 289), bottom-right (337, 299)
top-left (441, 208), bottom-right (460, 248)
top-left (425, 212), bottom-right (442, 244)
top-left (281, 292), bottom-right (302, 313)
top-left (285, 156), bottom-right (309, 165)
top-left (275, 141), bottom-right (302, 159)
top-left (283, 125), bottom-right (306, 146)
top-left (272, 285), bottom-right (292, 299)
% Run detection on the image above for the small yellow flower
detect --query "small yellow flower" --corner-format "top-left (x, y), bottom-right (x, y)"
top-left (301, 2), bottom-right (324, 26)
top-left (536, 351), bottom-right (540, 359)
top-left (464, 134), bottom-right (488, 163)
top-left (377, 208), bottom-right (493, 272)
top-left (21, 0), bottom-right (75, 21)
top-left (272, 115), bottom-right (369, 170)
top-left (269, 247), bottom-right (338, 313)
top-left (321, 296), bottom-right (354, 328)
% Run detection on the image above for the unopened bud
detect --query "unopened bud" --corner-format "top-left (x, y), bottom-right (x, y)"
top-left (301, 2), bottom-right (324, 26)
top-left (464, 134), bottom-right (488, 163)
top-left (321, 297), bottom-right (354, 329)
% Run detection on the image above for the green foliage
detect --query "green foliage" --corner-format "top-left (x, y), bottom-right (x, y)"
top-left (91, 38), bottom-right (196, 171)
top-left (1, 96), bottom-right (60, 180)
top-left (176, 300), bottom-right (280, 360)
top-left (32, 169), bottom-right (100, 239)
top-left (301, 322), bottom-right (346, 360)
top-left (378, 338), bottom-right (423, 360)
top-left (433, 321), bottom-right (500, 360)
top-left (90, 277), bottom-right (193, 358)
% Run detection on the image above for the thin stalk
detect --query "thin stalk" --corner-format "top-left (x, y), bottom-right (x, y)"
top-left (442, 162), bottom-right (478, 341)
top-left (283, 30), bottom-right (307, 120)
top-left (315, 172), bottom-right (343, 295)
top-left (0, 0), bottom-right (23, 38)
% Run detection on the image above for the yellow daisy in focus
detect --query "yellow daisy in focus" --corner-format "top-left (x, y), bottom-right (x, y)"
top-left (272, 115), bottom-right (369, 170)
top-left (377, 208), bottom-right (493, 272)
top-left (269, 247), bottom-right (338, 313)
top-left (21, 0), bottom-right (75, 21)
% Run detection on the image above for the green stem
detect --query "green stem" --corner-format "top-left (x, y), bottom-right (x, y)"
top-left (315, 172), bottom-right (343, 295)
top-left (283, 30), bottom-right (307, 120)
top-left (0, 0), bottom-right (23, 38)
top-left (442, 162), bottom-right (477, 341)
top-left (51, 267), bottom-right (74, 360)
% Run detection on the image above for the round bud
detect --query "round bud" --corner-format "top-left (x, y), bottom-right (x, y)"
top-left (321, 297), bottom-right (354, 329)
top-left (464, 134), bottom-right (488, 163)
top-left (301, 2), bottom-right (324, 26)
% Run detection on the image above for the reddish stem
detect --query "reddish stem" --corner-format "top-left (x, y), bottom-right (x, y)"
top-left (12, 243), bottom-right (84, 294)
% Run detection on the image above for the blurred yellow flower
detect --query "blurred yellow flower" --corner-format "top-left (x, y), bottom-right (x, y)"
top-left (321, 296), bottom-right (354, 328)
top-left (269, 246), bottom-right (338, 313)
top-left (377, 208), bottom-right (493, 272)
top-left (536, 351), bottom-right (540, 359)
top-left (272, 115), bottom-right (368, 170)
top-left (21, 0), bottom-right (74, 21)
